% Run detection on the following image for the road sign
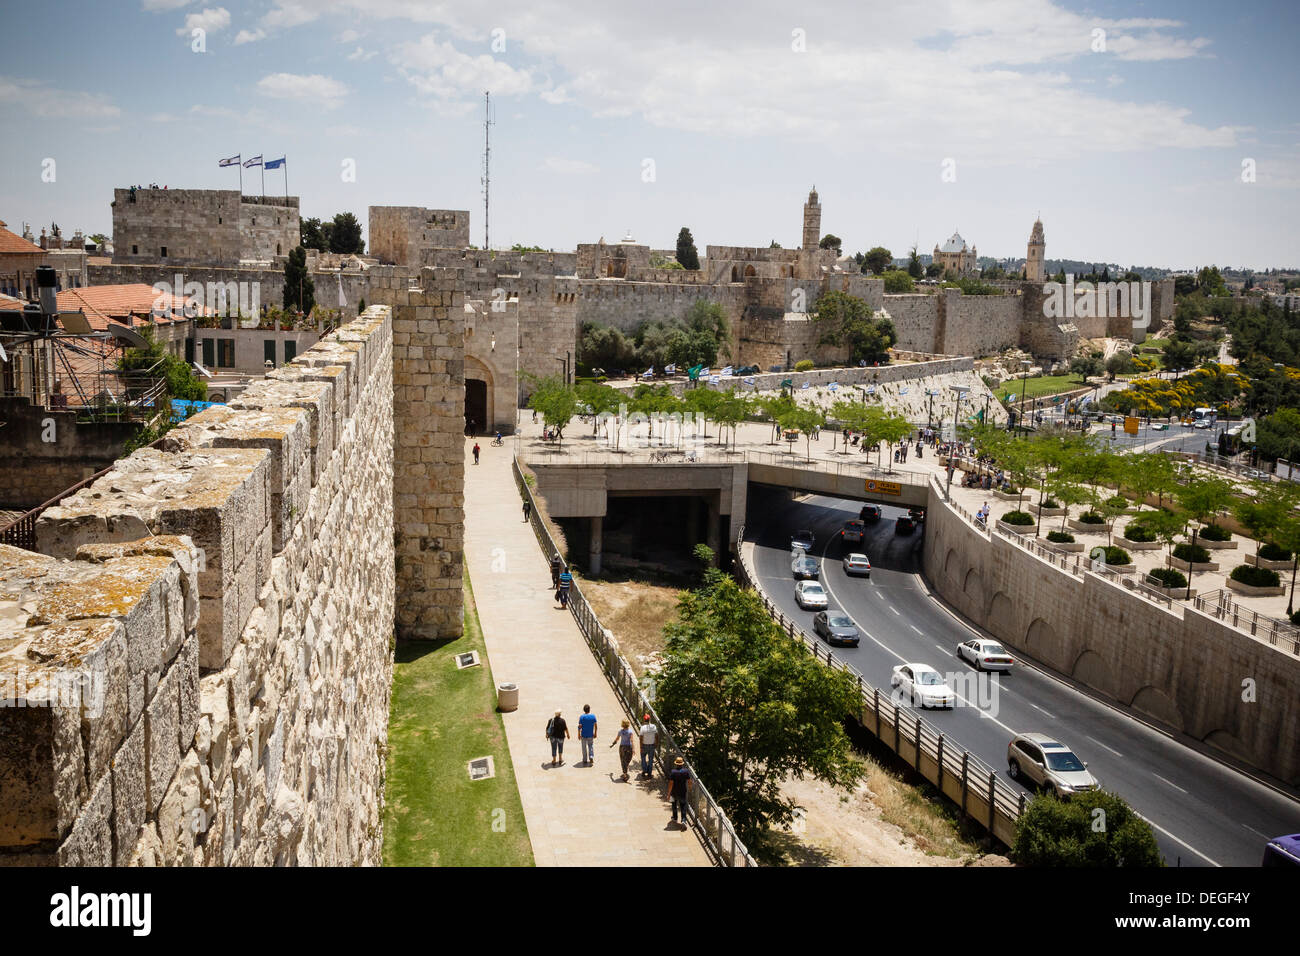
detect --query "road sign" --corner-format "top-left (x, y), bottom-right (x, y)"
top-left (1124, 416), bottom-right (1139, 435)
top-left (865, 479), bottom-right (902, 496)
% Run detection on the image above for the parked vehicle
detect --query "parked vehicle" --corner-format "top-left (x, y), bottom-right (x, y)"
top-left (791, 529), bottom-right (815, 551)
top-left (842, 519), bottom-right (866, 543)
top-left (890, 663), bottom-right (955, 709)
top-left (1006, 733), bottom-right (1098, 797)
top-left (895, 516), bottom-right (915, 535)
top-left (842, 553), bottom-right (872, 577)
top-left (1262, 834), bottom-right (1300, 867)
top-left (813, 611), bottom-right (860, 647)
top-left (860, 505), bottom-right (881, 522)
top-left (791, 554), bottom-right (819, 579)
top-left (794, 580), bottom-right (829, 610)
top-left (956, 639), bottom-right (1015, 672)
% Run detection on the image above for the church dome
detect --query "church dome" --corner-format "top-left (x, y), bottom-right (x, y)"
top-left (940, 232), bottom-right (970, 254)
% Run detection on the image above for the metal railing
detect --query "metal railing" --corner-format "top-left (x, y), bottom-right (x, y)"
top-left (1192, 589), bottom-right (1300, 655)
top-left (732, 523), bottom-right (1025, 847)
top-left (511, 457), bottom-right (756, 866)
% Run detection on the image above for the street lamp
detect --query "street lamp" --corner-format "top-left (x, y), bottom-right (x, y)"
top-left (945, 384), bottom-right (970, 501)
top-left (1012, 359), bottom-right (1031, 432)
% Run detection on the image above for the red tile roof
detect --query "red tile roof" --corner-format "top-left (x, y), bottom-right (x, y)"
top-left (55, 283), bottom-right (202, 331)
top-left (0, 222), bottom-right (44, 256)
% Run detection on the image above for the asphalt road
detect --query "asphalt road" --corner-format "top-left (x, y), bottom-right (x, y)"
top-left (749, 491), bottom-right (1300, 867)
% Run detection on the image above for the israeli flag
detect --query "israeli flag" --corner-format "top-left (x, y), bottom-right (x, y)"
top-left (800, 382), bottom-right (810, 390)
top-left (243, 155), bottom-right (263, 168)
top-left (665, 363), bottom-right (677, 374)
top-left (641, 368), bottom-right (654, 378)
top-left (709, 375), bottom-right (720, 384)
top-left (828, 382), bottom-right (839, 391)
top-left (900, 387), bottom-right (909, 395)
top-left (218, 154), bottom-right (241, 167)
top-left (720, 366), bottom-right (733, 377)
top-left (866, 385), bottom-right (876, 394)
top-left (700, 368), bottom-right (711, 377)
top-left (743, 377), bottom-right (755, 386)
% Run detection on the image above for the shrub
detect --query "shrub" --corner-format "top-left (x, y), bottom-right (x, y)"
top-left (1122, 524), bottom-right (1156, 542)
top-left (1046, 531), bottom-right (1075, 544)
top-left (1292, 609), bottom-right (1300, 627)
top-left (794, 359), bottom-right (814, 372)
top-left (1105, 495), bottom-right (1128, 510)
top-left (1259, 542), bottom-right (1293, 561)
top-left (1077, 512), bottom-right (1105, 524)
top-left (1173, 543), bottom-right (1210, 564)
top-left (1230, 564), bottom-right (1281, 588)
top-left (1147, 567), bottom-right (1187, 589)
top-left (1198, 523), bottom-right (1231, 542)
top-left (1042, 498), bottom-right (1060, 509)
top-left (1012, 790), bottom-right (1162, 867)
top-left (1001, 511), bottom-right (1035, 526)
top-left (1102, 546), bottom-right (1131, 566)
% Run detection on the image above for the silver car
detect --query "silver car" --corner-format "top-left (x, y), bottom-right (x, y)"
top-left (794, 580), bottom-right (828, 610)
top-left (1007, 733), bottom-right (1099, 797)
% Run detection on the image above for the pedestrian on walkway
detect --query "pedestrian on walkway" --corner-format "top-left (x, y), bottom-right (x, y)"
top-left (578, 704), bottom-right (597, 765)
top-left (668, 756), bottom-right (692, 828)
top-left (473, 442), bottom-right (480, 465)
top-left (522, 498), bottom-right (532, 522)
top-left (547, 710), bottom-right (570, 766)
top-left (557, 567), bottom-right (573, 608)
top-left (550, 553), bottom-right (563, 589)
top-left (638, 714), bottom-right (658, 778)
top-left (612, 719), bottom-right (635, 780)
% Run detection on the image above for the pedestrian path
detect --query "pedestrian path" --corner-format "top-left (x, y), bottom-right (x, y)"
top-left (461, 438), bottom-right (711, 867)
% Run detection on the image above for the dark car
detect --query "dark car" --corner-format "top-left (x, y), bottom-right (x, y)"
top-left (895, 516), bottom-right (915, 535)
top-left (860, 505), bottom-right (881, 522)
top-left (813, 611), bottom-right (860, 647)
top-left (791, 554), bottom-right (819, 579)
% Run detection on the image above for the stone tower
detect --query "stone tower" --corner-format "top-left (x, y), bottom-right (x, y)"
top-left (1026, 216), bottom-right (1046, 282)
top-left (802, 187), bottom-right (821, 250)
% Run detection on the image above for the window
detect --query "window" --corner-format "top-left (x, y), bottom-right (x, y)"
top-left (218, 216), bottom-right (222, 224)
top-left (264, 339), bottom-right (276, 366)
top-left (217, 339), bottom-right (235, 368)
top-left (160, 246), bottom-right (167, 258)
top-left (201, 338), bottom-right (215, 368)
top-left (284, 340), bottom-right (296, 363)
top-left (132, 245), bottom-right (138, 255)
top-left (185, 338), bottom-right (194, 364)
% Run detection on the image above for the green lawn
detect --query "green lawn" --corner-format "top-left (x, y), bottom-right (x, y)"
top-left (382, 571), bottom-right (534, 866)
top-left (999, 374), bottom-right (1091, 403)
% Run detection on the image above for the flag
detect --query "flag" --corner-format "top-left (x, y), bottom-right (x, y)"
top-left (780, 378), bottom-right (793, 389)
top-left (708, 375), bottom-right (720, 385)
top-left (866, 385), bottom-right (876, 394)
top-left (1052, 395), bottom-right (1063, 404)
top-left (688, 363), bottom-right (703, 381)
top-left (720, 366), bottom-right (733, 377)
top-left (218, 154), bottom-right (241, 167)
top-left (263, 157), bottom-right (285, 170)
top-left (665, 363), bottom-right (677, 374)
top-left (800, 382), bottom-right (810, 390)
top-left (828, 382), bottom-right (839, 391)
top-left (977, 409), bottom-right (986, 423)
top-left (700, 367), bottom-right (711, 377)
top-left (900, 387), bottom-right (909, 395)
top-left (641, 368), bottom-right (654, 378)
top-left (743, 377), bottom-right (755, 386)
top-left (1006, 393), bottom-right (1014, 401)
top-left (243, 155), bottom-right (263, 168)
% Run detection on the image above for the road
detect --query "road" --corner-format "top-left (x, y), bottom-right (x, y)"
top-left (749, 491), bottom-right (1300, 867)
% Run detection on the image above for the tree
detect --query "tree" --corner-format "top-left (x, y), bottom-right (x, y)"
top-left (526, 375), bottom-right (578, 447)
top-left (811, 291), bottom-right (896, 364)
top-left (1105, 352), bottom-right (1134, 381)
top-left (829, 398), bottom-right (872, 453)
top-left (769, 240), bottom-right (782, 249)
top-left (1197, 265), bottom-right (1228, 297)
top-left (1256, 407), bottom-right (1300, 462)
top-left (881, 270), bottom-right (915, 293)
top-left (1174, 475), bottom-right (1235, 598)
top-left (757, 392), bottom-right (797, 444)
top-left (712, 389), bottom-right (751, 450)
top-left (1012, 790), bottom-right (1162, 867)
top-left (655, 555), bottom-right (866, 861)
top-left (861, 246), bottom-right (893, 275)
top-left (1273, 510), bottom-right (1300, 616)
top-left (676, 227), bottom-right (701, 271)
top-left (907, 245), bottom-right (923, 279)
top-left (283, 245), bottom-right (315, 314)
top-left (300, 217), bottom-right (327, 251)
top-left (925, 262), bottom-right (943, 278)
top-left (683, 300), bottom-right (731, 362)
top-left (1233, 481), bottom-right (1291, 561)
top-left (579, 321), bottom-right (636, 371)
top-left (1069, 353), bottom-right (1105, 381)
top-left (819, 234), bottom-right (842, 253)
top-left (777, 404), bottom-right (825, 461)
top-left (575, 380), bottom-right (623, 439)
top-left (328, 212), bottom-right (365, 254)
top-left (862, 406), bottom-right (912, 471)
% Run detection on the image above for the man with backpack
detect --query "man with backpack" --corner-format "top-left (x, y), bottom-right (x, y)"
top-left (550, 553), bottom-right (563, 589)
top-left (546, 710), bottom-right (570, 766)
top-left (556, 566), bottom-right (573, 608)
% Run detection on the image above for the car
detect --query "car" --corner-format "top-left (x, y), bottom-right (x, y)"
top-left (908, 507), bottom-right (926, 524)
top-left (842, 520), bottom-right (866, 543)
top-left (791, 554), bottom-right (819, 579)
top-left (1006, 733), bottom-right (1099, 797)
top-left (794, 580), bottom-right (829, 610)
top-left (791, 529), bottom-right (815, 552)
top-left (860, 505), bottom-right (881, 522)
top-left (1262, 834), bottom-right (1300, 867)
top-left (842, 552), bottom-right (871, 577)
top-left (813, 610), bottom-right (860, 646)
top-left (956, 639), bottom-right (1015, 672)
top-left (1151, 422), bottom-right (1169, 431)
top-left (891, 663), bottom-right (955, 709)
top-left (895, 516), bottom-right (915, 535)
top-left (1193, 419), bottom-right (1211, 429)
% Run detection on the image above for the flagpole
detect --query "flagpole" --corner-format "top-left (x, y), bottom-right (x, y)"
top-left (238, 160), bottom-right (242, 194)
top-left (283, 160), bottom-right (288, 203)
top-left (261, 161), bottom-right (265, 198)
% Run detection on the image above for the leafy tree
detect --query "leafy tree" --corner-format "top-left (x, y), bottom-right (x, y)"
top-left (1197, 265), bottom-right (1228, 297)
top-left (1233, 481), bottom-right (1293, 562)
top-left (819, 234), bottom-right (842, 253)
top-left (925, 262), bottom-right (943, 278)
top-left (829, 397), bottom-right (872, 453)
top-left (1105, 352), bottom-right (1134, 381)
top-left (777, 404), bottom-right (825, 461)
top-left (283, 245), bottom-right (315, 314)
top-left (300, 217), bottom-right (327, 251)
top-left (861, 406), bottom-right (912, 471)
top-left (683, 300), bottom-right (731, 362)
top-left (907, 245), bottom-right (923, 279)
top-left (769, 240), bottom-right (782, 249)
top-left (757, 392), bottom-right (797, 444)
top-left (1256, 407), bottom-right (1300, 462)
top-left (881, 270), bottom-right (915, 293)
top-left (575, 380), bottom-right (623, 438)
top-left (812, 291), bottom-right (896, 364)
top-left (328, 212), bottom-right (365, 254)
top-left (655, 555), bottom-right (866, 861)
top-left (861, 246), bottom-right (893, 275)
top-left (526, 374), bottom-right (578, 447)
top-left (1069, 353), bottom-right (1105, 381)
top-left (579, 322), bottom-right (636, 371)
top-left (676, 227), bottom-right (701, 270)
top-left (1012, 790), bottom-right (1162, 867)
top-left (1273, 510), bottom-right (1300, 615)
top-left (712, 389), bottom-right (752, 449)
top-left (1174, 475), bottom-right (1235, 597)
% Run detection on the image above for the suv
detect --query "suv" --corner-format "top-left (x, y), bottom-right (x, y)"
top-left (1007, 733), bottom-right (1098, 797)
top-left (894, 516), bottom-right (915, 535)
top-left (860, 505), bottom-right (881, 523)
top-left (842, 520), bottom-right (865, 543)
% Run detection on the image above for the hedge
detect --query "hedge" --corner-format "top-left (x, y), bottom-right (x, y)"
top-left (1077, 512), bottom-right (1105, 524)
top-left (1230, 564), bottom-right (1281, 588)
top-left (1105, 495), bottom-right (1128, 510)
top-left (1198, 523), bottom-right (1231, 542)
top-left (1102, 546), bottom-right (1131, 566)
top-left (794, 359), bottom-right (814, 372)
top-left (1123, 524), bottom-right (1156, 542)
top-left (1292, 609), bottom-right (1300, 627)
top-left (1002, 511), bottom-right (1035, 526)
top-left (1147, 567), bottom-right (1187, 589)
top-left (1046, 531), bottom-right (1075, 543)
top-left (1259, 542), bottom-right (1293, 561)
top-left (1173, 543), bottom-right (1210, 563)
top-left (1042, 498), bottom-right (1060, 509)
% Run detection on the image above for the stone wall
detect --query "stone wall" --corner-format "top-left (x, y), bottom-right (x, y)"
top-left (881, 294), bottom-right (940, 353)
top-left (611, 356), bottom-right (974, 398)
top-left (939, 288), bottom-right (1023, 358)
top-left (923, 484), bottom-right (1300, 786)
top-left (110, 189), bottom-right (298, 268)
top-left (368, 207), bottom-right (470, 265)
top-left (0, 308), bottom-right (397, 865)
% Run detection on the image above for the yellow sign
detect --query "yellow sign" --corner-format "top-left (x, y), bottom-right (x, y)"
top-left (1124, 416), bottom-right (1139, 435)
top-left (865, 479), bottom-right (902, 496)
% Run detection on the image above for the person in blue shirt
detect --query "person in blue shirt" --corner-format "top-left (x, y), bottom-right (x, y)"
top-left (577, 704), bottom-right (598, 765)
top-left (557, 568), bottom-right (573, 608)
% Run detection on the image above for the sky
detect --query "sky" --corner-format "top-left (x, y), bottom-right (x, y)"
top-left (1, 0), bottom-right (1297, 271)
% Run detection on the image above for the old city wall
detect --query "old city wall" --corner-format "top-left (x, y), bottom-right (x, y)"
top-left (938, 288), bottom-right (1023, 358)
top-left (924, 487), bottom-right (1300, 786)
top-left (369, 207), bottom-right (470, 265)
top-left (0, 307), bottom-right (402, 866)
top-left (0, 398), bottom-right (140, 510)
top-left (238, 197), bottom-right (300, 262)
top-left (611, 356), bottom-right (974, 398)
top-left (112, 189), bottom-right (243, 266)
top-left (881, 294), bottom-right (941, 354)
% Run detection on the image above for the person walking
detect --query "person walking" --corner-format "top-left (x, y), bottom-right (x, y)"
top-left (578, 704), bottom-right (597, 765)
top-left (472, 442), bottom-right (480, 465)
top-left (557, 566), bottom-right (573, 608)
top-left (550, 553), bottom-right (563, 590)
top-left (522, 498), bottom-right (532, 522)
top-left (668, 756), bottom-right (692, 828)
top-left (547, 710), bottom-right (570, 766)
top-left (638, 714), bottom-right (658, 778)
top-left (612, 719), bottom-right (635, 781)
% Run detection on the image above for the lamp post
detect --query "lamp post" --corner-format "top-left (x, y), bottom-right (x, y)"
top-left (1012, 359), bottom-right (1031, 433)
top-left (945, 384), bottom-right (970, 501)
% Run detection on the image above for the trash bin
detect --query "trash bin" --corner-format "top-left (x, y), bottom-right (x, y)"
top-left (497, 682), bottom-right (519, 713)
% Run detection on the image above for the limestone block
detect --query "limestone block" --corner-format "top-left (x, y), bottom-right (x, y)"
top-left (126, 821), bottom-right (163, 867)
top-left (199, 673), bottom-right (230, 788)
top-left (156, 751), bottom-right (202, 867)
top-left (145, 656), bottom-right (181, 815)
top-left (111, 716), bottom-right (146, 864)
top-left (176, 632), bottom-right (199, 752)
top-left (233, 380), bottom-right (336, 486)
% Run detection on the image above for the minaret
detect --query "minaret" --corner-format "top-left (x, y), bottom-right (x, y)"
top-left (802, 187), bottom-right (821, 250)
top-left (1026, 216), bottom-right (1045, 282)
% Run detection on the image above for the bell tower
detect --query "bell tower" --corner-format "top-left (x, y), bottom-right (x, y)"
top-left (802, 187), bottom-right (821, 250)
top-left (1026, 216), bottom-right (1046, 282)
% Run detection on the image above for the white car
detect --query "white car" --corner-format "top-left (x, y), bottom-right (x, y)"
top-left (842, 553), bottom-right (871, 577)
top-left (891, 663), bottom-right (956, 709)
top-left (956, 639), bottom-right (1015, 672)
top-left (794, 580), bottom-right (829, 610)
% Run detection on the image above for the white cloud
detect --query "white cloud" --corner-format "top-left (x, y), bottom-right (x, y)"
top-left (262, 1), bottom-right (320, 30)
top-left (540, 157), bottom-right (599, 175)
top-left (347, 46), bottom-right (377, 62)
top-left (176, 7), bottom-right (230, 37)
top-left (256, 72), bottom-right (349, 109)
top-left (141, 0), bottom-right (191, 10)
top-left (339, 28), bottom-right (362, 44)
top-left (234, 28), bottom-right (266, 45)
top-left (0, 77), bottom-right (120, 119)
top-left (390, 34), bottom-right (533, 109)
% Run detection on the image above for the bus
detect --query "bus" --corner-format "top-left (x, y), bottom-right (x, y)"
top-left (1192, 407), bottom-right (1217, 428)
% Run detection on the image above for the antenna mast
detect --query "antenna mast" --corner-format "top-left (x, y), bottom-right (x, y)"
top-left (482, 91), bottom-right (493, 251)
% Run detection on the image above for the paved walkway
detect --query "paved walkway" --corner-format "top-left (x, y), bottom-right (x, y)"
top-left (461, 438), bottom-right (711, 867)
